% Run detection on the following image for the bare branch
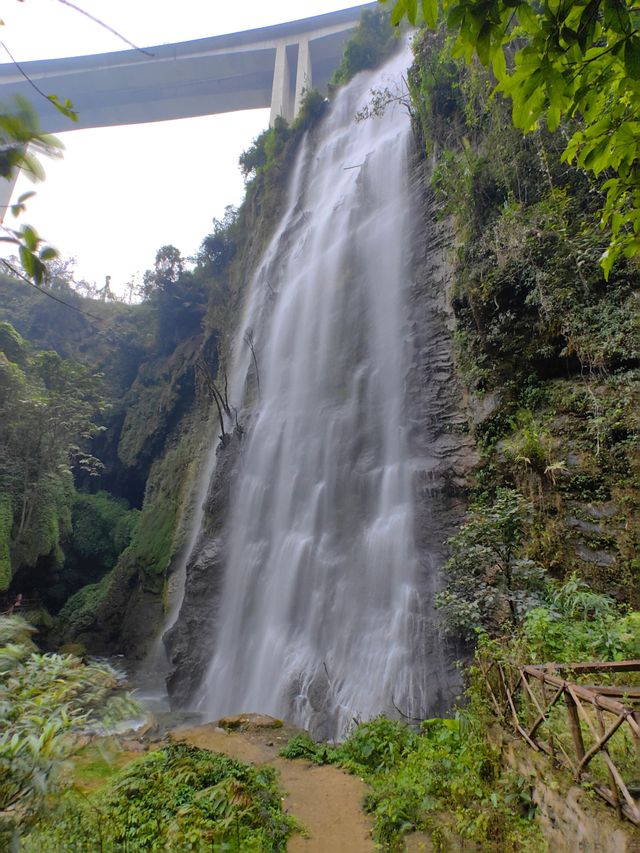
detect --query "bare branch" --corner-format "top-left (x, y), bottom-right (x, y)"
top-left (55, 0), bottom-right (155, 56)
top-left (391, 693), bottom-right (423, 723)
top-left (244, 329), bottom-right (261, 400)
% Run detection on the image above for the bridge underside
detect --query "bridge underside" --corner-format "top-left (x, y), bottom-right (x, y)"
top-left (0, 5), bottom-right (377, 133)
top-left (0, 4), bottom-right (378, 219)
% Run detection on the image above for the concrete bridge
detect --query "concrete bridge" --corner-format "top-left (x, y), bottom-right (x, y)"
top-left (0, 4), bottom-right (377, 216)
top-left (0, 4), bottom-right (376, 134)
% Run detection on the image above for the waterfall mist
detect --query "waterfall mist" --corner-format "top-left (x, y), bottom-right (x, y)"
top-left (193, 50), bottom-right (456, 739)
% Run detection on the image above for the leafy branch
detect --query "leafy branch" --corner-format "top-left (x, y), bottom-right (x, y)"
top-left (379, 0), bottom-right (640, 276)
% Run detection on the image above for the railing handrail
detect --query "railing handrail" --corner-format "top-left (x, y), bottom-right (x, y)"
top-left (540, 660), bottom-right (640, 675)
top-left (478, 655), bottom-right (640, 827)
top-left (522, 663), bottom-right (640, 726)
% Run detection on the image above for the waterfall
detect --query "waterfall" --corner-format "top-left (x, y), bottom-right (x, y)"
top-left (193, 49), bottom-right (454, 739)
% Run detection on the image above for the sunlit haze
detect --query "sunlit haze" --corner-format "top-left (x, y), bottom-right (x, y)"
top-left (1, 0), bottom-right (362, 293)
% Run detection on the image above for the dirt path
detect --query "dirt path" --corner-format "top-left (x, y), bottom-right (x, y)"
top-left (176, 721), bottom-right (374, 852)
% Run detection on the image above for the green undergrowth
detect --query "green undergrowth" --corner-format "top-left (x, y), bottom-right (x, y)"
top-left (0, 615), bottom-right (138, 846)
top-left (280, 715), bottom-right (543, 851)
top-left (68, 740), bottom-right (139, 792)
top-left (25, 741), bottom-right (298, 852)
top-left (281, 584), bottom-right (638, 848)
top-left (407, 27), bottom-right (639, 618)
top-left (128, 427), bottom-right (203, 582)
top-left (54, 570), bottom-right (114, 642)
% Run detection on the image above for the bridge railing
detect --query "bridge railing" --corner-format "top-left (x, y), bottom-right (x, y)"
top-left (477, 656), bottom-right (640, 825)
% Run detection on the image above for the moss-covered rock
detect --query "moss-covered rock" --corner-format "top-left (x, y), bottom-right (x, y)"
top-left (0, 494), bottom-right (12, 592)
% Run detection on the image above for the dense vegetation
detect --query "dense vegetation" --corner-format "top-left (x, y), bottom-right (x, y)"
top-left (0, 615), bottom-right (137, 847)
top-left (406, 28), bottom-right (639, 643)
top-left (383, 0), bottom-right (640, 275)
top-left (25, 742), bottom-right (296, 852)
top-left (1, 618), bottom-right (294, 851)
top-left (281, 714), bottom-right (543, 850)
top-left (0, 322), bottom-right (105, 591)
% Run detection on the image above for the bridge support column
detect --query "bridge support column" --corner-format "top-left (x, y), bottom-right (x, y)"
top-left (294, 38), bottom-right (312, 116)
top-left (270, 42), bottom-right (293, 126)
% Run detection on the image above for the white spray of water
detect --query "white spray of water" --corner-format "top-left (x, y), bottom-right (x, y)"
top-left (195, 50), bottom-right (449, 738)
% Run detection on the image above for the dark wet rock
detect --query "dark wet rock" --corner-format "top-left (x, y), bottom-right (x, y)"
top-left (165, 432), bottom-right (242, 706)
top-left (574, 543), bottom-right (616, 567)
top-left (404, 166), bottom-right (479, 705)
top-left (565, 516), bottom-right (603, 535)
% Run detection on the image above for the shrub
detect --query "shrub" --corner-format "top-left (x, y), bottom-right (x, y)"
top-left (0, 615), bottom-right (137, 846)
top-left (26, 742), bottom-right (297, 852)
top-left (519, 574), bottom-right (640, 664)
top-left (435, 489), bottom-right (546, 640)
top-left (330, 8), bottom-right (396, 88)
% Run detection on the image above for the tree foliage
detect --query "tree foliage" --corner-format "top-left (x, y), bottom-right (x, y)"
top-left (200, 205), bottom-right (239, 269)
top-left (330, 7), bottom-right (397, 87)
top-left (0, 615), bottom-right (136, 845)
top-left (0, 323), bottom-right (106, 587)
top-left (435, 489), bottom-right (547, 640)
top-left (40, 491), bottom-right (139, 612)
top-left (139, 244), bottom-right (184, 298)
top-left (380, 0), bottom-right (640, 275)
top-left (0, 97), bottom-right (63, 283)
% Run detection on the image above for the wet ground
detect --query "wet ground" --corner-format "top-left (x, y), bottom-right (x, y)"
top-left (174, 718), bottom-right (374, 852)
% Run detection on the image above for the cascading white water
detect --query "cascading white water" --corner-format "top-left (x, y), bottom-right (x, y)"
top-left (196, 49), bottom-right (447, 738)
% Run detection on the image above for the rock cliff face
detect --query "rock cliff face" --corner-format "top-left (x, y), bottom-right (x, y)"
top-left (403, 165), bottom-right (480, 704)
top-left (407, 169), bottom-right (479, 519)
top-left (164, 431), bottom-right (242, 705)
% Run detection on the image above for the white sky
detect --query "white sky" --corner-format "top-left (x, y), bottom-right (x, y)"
top-left (1, 0), bottom-right (360, 292)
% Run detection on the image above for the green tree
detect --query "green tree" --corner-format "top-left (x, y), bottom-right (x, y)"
top-left (435, 489), bottom-right (546, 640)
top-left (200, 205), bottom-right (238, 270)
top-left (380, 0), bottom-right (640, 276)
top-left (139, 244), bottom-right (184, 298)
top-left (330, 7), bottom-right (397, 87)
top-left (0, 323), bottom-right (106, 588)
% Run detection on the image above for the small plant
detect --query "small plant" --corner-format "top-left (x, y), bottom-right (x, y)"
top-left (339, 716), bottom-right (419, 773)
top-left (278, 733), bottom-right (338, 764)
